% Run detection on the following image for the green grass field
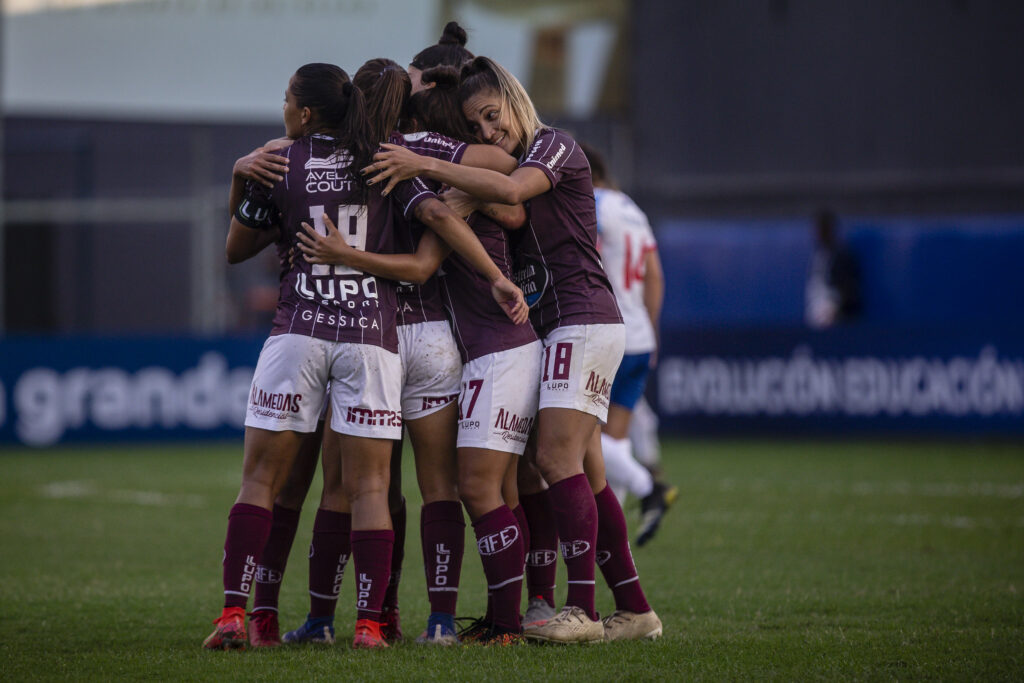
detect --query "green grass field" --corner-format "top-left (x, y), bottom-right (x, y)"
top-left (1, 438), bottom-right (1022, 681)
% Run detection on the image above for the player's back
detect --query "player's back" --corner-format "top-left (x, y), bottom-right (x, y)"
top-left (594, 186), bottom-right (657, 354)
top-left (238, 134), bottom-right (429, 350)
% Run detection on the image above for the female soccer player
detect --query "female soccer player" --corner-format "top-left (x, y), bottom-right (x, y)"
top-left (204, 62), bottom-right (525, 651)
top-left (362, 55), bottom-right (625, 643)
top-left (299, 65), bottom-right (540, 645)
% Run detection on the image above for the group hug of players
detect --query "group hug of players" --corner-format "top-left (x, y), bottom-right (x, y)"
top-left (205, 22), bottom-right (675, 650)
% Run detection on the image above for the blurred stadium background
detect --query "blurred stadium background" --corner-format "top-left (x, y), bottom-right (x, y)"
top-left (2, 0), bottom-right (1024, 446)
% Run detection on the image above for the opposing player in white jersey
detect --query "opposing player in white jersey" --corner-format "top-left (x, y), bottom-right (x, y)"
top-left (582, 143), bottom-right (676, 547)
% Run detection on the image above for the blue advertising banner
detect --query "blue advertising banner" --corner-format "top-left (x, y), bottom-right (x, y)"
top-left (0, 336), bottom-right (266, 447)
top-left (653, 325), bottom-right (1024, 436)
top-left (3, 327), bottom-right (1023, 444)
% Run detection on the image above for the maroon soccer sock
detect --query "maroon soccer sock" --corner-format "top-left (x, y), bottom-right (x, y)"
top-left (383, 498), bottom-right (406, 612)
top-left (520, 490), bottom-right (558, 607)
top-left (548, 473), bottom-right (599, 620)
top-left (472, 506), bottom-right (524, 632)
top-left (511, 504), bottom-right (530, 570)
top-left (420, 500), bottom-right (465, 615)
top-left (350, 529), bottom-right (394, 621)
top-left (595, 484), bottom-right (651, 614)
top-left (252, 504), bottom-right (301, 613)
top-left (308, 509), bottom-right (352, 618)
top-left (222, 503), bottom-right (273, 609)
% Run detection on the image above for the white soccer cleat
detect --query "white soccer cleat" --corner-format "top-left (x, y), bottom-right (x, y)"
top-left (601, 609), bottom-right (663, 641)
top-left (523, 605), bottom-right (604, 644)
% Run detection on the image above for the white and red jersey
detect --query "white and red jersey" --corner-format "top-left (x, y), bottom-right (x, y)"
top-left (594, 187), bottom-right (657, 354)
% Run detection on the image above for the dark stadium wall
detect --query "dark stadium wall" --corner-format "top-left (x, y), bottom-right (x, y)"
top-left (3, 117), bottom-right (281, 333)
top-left (630, 0), bottom-right (1024, 217)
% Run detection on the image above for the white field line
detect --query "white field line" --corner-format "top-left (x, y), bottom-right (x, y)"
top-left (40, 480), bottom-right (206, 508)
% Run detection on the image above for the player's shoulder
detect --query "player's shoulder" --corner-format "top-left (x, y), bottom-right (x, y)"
top-left (397, 130), bottom-right (462, 154)
top-left (598, 188), bottom-right (652, 230)
top-left (525, 126), bottom-right (572, 154)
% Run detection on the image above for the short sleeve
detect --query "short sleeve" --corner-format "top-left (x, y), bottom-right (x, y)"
top-left (397, 131), bottom-right (467, 165)
top-left (519, 128), bottom-right (585, 190)
top-left (389, 176), bottom-right (438, 219)
top-left (234, 180), bottom-right (278, 230)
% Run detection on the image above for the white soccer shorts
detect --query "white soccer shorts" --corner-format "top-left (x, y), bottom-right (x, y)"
top-left (245, 333), bottom-right (403, 439)
top-left (398, 320), bottom-right (461, 421)
top-left (456, 340), bottom-right (542, 454)
top-left (537, 323), bottom-right (626, 423)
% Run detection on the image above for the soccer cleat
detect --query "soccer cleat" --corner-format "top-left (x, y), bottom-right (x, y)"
top-left (522, 596), bottom-right (556, 629)
top-left (247, 609), bottom-right (281, 648)
top-left (202, 607), bottom-right (247, 650)
top-left (480, 626), bottom-right (525, 646)
top-left (601, 609), bottom-right (663, 641)
top-left (352, 619), bottom-right (389, 649)
top-left (381, 605), bottom-right (403, 642)
top-left (523, 606), bottom-right (604, 644)
top-left (415, 612), bottom-right (459, 645)
top-left (455, 616), bottom-right (491, 644)
top-left (636, 482), bottom-right (678, 547)
top-left (282, 614), bottom-right (335, 644)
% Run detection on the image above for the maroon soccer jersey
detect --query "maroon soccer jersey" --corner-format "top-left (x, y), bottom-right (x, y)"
top-left (439, 213), bottom-right (539, 363)
top-left (513, 128), bottom-right (622, 337)
top-left (388, 131), bottom-right (467, 326)
top-left (235, 134), bottom-right (435, 351)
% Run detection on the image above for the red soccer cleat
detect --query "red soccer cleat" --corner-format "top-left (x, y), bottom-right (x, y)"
top-left (203, 607), bottom-right (247, 650)
top-left (352, 619), bottom-right (389, 649)
top-left (247, 609), bottom-right (281, 648)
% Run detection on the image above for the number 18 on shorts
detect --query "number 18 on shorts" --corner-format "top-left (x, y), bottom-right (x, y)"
top-left (538, 323), bottom-right (626, 422)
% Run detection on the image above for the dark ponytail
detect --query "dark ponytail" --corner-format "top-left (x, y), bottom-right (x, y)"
top-left (290, 63), bottom-right (375, 200)
top-left (410, 21), bottom-right (474, 70)
top-left (354, 58), bottom-right (411, 144)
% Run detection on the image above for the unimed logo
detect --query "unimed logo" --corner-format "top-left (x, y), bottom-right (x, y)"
top-left (477, 525), bottom-right (519, 556)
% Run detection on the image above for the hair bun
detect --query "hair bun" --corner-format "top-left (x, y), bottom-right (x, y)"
top-left (439, 21), bottom-right (468, 46)
top-left (421, 64), bottom-right (459, 90)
